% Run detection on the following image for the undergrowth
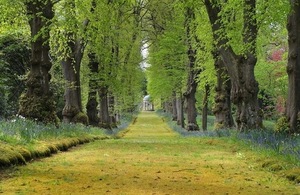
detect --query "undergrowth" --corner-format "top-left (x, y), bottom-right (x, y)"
top-left (0, 116), bottom-right (105, 145)
top-left (0, 113), bottom-right (135, 167)
top-left (0, 112), bottom-right (135, 146)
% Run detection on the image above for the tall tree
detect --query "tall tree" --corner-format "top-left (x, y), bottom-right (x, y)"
top-left (83, 0), bottom-right (145, 128)
top-left (285, 0), bottom-right (300, 133)
top-left (204, 0), bottom-right (262, 131)
top-left (19, 0), bottom-right (58, 124)
top-left (146, 0), bottom-right (187, 126)
top-left (184, 4), bottom-right (200, 131)
top-left (54, 0), bottom-right (91, 124)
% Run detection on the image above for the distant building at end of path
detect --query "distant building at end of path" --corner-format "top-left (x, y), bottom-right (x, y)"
top-left (143, 95), bottom-right (154, 111)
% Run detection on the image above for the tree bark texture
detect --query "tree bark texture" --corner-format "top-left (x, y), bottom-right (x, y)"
top-left (99, 86), bottom-right (111, 129)
top-left (86, 53), bottom-right (99, 126)
top-left (205, 0), bottom-right (262, 131)
top-left (213, 52), bottom-right (234, 129)
top-left (172, 92), bottom-right (178, 121)
top-left (61, 20), bottom-right (89, 124)
top-left (202, 84), bottom-right (210, 131)
top-left (176, 95), bottom-right (185, 128)
top-left (184, 6), bottom-right (199, 131)
top-left (285, 0), bottom-right (300, 133)
top-left (19, 0), bottom-right (58, 124)
top-left (108, 93), bottom-right (118, 128)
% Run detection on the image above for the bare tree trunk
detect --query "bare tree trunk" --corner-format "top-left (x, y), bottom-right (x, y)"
top-left (202, 84), bottom-right (210, 131)
top-left (99, 86), bottom-right (111, 129)
top-left (61, 37), bottom-right (87, 124)
top-left (86, 52), bottom-right (99, 126)
top-left (61, 20), bottom-right (89, 124)
top-left (185, 80), bottom-right (199, 131)
top-left (176, 94), bottom-right (185, 128)
top-left (61, 57), bottom-right (82, 123)
top-left (184, 6), bottom-right (199, 131)
top-left (285, 0), bottom-right (300, 133)
top-left (205, 0), bottom-right (262, 131)
top-left (108, 93), bottom-right (117, 128)
top-left (19, 0), bottom-right (58, 124)
top-left (213, 51), bottom-right (234, 129)
top-left (172, 92), bottom-right (177, 121)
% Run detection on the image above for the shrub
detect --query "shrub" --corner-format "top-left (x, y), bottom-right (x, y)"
top-left (275, 116), bottom-right (290, 133)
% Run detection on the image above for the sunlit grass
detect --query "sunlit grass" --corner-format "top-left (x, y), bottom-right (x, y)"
top-left (157, 110), bottom-right (300, 165)
top-left (1, 111), bottom-right (298, 194)
top-left (0, 114), bottom-right (135, 167)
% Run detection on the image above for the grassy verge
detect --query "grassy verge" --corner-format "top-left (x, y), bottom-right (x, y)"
top-left (0, 113), bottom-right (135, 168)
top-left (157, 110), bottom-right (300, 183)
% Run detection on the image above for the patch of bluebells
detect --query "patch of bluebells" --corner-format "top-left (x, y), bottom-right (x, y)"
top-left (0, 114), bottom-right (105, 144)
top-left (237, 130), bottom-right (300, 161)
top-left (157, 110), bottom-right (300, 161)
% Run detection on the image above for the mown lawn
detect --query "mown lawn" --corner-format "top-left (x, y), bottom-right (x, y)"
top-left (0, 112), bottom-right (299, 194)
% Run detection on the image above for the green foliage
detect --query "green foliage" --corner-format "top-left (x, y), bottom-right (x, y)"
top-left (275, 115), bottom-right (300, 134)
top-left (275, 117), bottom-right (290, 133)
top-left (0, 0), bottom-right (29, 36)
top-left (85, 0), bottom-right (146, 113)
top-left (147, 1), bottom-right (187, 102)
top-left (0, 33), bottom-right (30, 118)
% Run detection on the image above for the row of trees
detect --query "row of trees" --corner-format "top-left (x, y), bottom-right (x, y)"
top-left (0, 0), bottom-right (147, 129)
top-left (146, 0), bottom-right (300, 133)
top-left (1, 0), bottom-right (299, 133)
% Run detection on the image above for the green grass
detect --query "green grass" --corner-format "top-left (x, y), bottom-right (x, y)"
top-left (0, 117), bottom-right (111, 167)
top-left (1, 111), bottom-right (299, 194)
top-left (158, 110), bottom-right (300, 179)
top-left (0, 117), bottom-right (107, 144)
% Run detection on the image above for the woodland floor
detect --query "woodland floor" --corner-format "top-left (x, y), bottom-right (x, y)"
top-left (0, 112), bottom-right (299, 195)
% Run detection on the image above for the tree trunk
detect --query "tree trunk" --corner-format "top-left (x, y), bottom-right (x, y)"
top-left (176, 94), bottom-right (185, 128)
top-left (204, 0), bottom-right (262, 131)
top-left (213, 52), bottom-right (234, 129)
top-left (285, 0), bottom-right (300, 133)
top-left (184, 6), bottom-right (199, 131)
top-left (185, 80), bottom-right (199, 131)
top-left (99, 86), bottom-right (111, 129)
top-left (86, 52), bottom-right (99, 126)
top-left (19, 0), bottom-right (58, 124)
top-left (61, 56), bottom-right (83, 123)
top-left (202, 84), bottom-right (210, 131)
top-left (172, 92), bottom-right (177, 121)
top-left (61, 19), bottom-right (89, 124)
top-left (108, 93), bottom-right (118, 128)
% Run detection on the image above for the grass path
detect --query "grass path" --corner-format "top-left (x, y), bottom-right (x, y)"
top-left (0, 112), bottom-right (299, 194)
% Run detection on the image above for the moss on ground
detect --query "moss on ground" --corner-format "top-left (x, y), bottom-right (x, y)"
top-left (0, 112), bottom-right (299, 194)
top-left (0, 135), bottom-right (109, 168)
top-left (285, 168), bottom-right (300, 183)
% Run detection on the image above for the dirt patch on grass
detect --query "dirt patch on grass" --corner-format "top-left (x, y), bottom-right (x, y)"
top-left (0, 112), bottom-right (299, 194)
